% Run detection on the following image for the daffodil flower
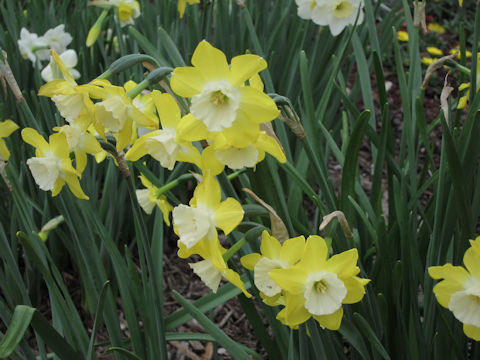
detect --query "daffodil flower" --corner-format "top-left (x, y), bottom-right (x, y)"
top-left (172, 171), bottom-right (243, 252)
top-left (21, 128), bottom-right (88, 199)
top-left (457, 53), bottom-right (480, 110)
top-left (41, 49), bottom-right (80, 83)
top-left (39, 50), bottom-right (95, 124)
top-left (426, 47), bottom-right (443, 57)
top-left (269, 235), bottom-right (369, 329)
top-left (42, 24), bottom-right (73, 54)
top-left (90, 0), bottom-right (140, 27)
top-left (427, 23), bottom-right (445, 34)
top-left (53, 117), bottom-right (103, 175)
top-left (135, 174), bottom-right (173, 225)
top-left (0, 120), bottom-right (19, 161)
top-left (397, 30), bottom-right (409, 42)
top-left (296, 0), bottom-right (364, 36)
top-left (429, 237), bottom-right (480, 341)
top-left (241, 231), bottom-right (305, 304)
top-left (177, 0), bottom-right (200, 18)
top-left (126, 91), bottom-right (200, 170)
top-left (170, 40), bottom-right (279, 148)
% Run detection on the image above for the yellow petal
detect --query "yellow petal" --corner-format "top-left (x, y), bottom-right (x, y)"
top-left (342, 276), bottom-right (370, 304)
top-left (65, 173), bottom-right (89, 199)
top-left (125, 133), bottom-right (152, 161)
top-left (269, 267), bottom-right (307, 294)
top-left (240, 253), bottom-right (262, 270)
top-left (214, 197), bottom-right (244, 234)
top-left (432, 279), bottom-right (465, 308)
top-left (223, 268), bottom-right (251, 298)
top-left (260, 230), bottom-right (282, 259)
top-left (249, 73), bottom-right (264, 91)
top-left (191, 40), bottom-right (229, 81)
top-left (282, 292), bottom-right (311, 327)
top-left (239, 87), bottom-right (280, 123)
top-left (177, 113), bottom-right (210, 142)
top-left (279, 235), bottom-right (306, 265)
top-left (21, 128), bottom-right (49, 154)
top-left (51, 50), bottom-right (75, 84)
top-left (464, 324), bottom-right (480, 341)
top-left (170, 67), bottom-right (205, 97)
top-left (49, 133), bottom-right (70, 159)
top-left (192, 172), bottom-right (221, 209)
top-left (51, 178), bottom-right (65, 197)
top-left (200, 146), bottom-right (225, 175)
top-left (301, 235), bottom-right (328, 272)
top-left (153, 91), bottom-right (181, 129)
top-left (314, 307), bottom-right (343, 330)
top-left (428, 264), bottom-right (469, 283)
top-left (74, 151), bottom-right (87, 175)
top-left (324, 248), bottom-right (359, 279)
top-left (0, 139), bottom-right (11, 160)
top-left (256, 132), bottom-right (286, 163)
top-left (463, 246), bottom-right (480, 279)
top-left (229, 54), bottom-right (267, 87)
top-left (0, 120), bottom-right (19, 138)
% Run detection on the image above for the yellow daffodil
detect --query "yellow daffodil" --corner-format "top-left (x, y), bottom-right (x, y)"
top-left (457, 53), bottom-right (480, 109)
top-left (0, 120), bottom-right (19, 160)
top-left (91, 0), bottom-right (140, 27)
top-left (269, 235), bottom-right (369, 329)
top-left (21, 128), bottom-right (88, 199)
top-left (426, 47), bottom-right (443, 57)
top-left (39, 50), bottom-right (95, 124)
top-left (427, 23), bottom-right (445, 34)
top-left (188, 246), bottom-right (251, 297)
top-left (397, 30), bottom-right (409, 42)
top-left (421, 57), bottom-right (437, 66)
top-left (172, 171), bottom-right (244, 252)
top-left (126, 91), bottom-right (200, 170)
top-left (459, 0), bottom-right (463, 6)
top-left (135, 173), bottom-right (173, 225)
top-left (170, 40), bottom-right (279, 148)
top-left (177, 0), bottom-right (200, 18)
top-left (53, 117), bottom-right (103, 175)
top-left (123, 80), bottom-right (158, 132)
top-left (86, 79), bottom-right (155, 151)
top-left (241, 231), bottom-right (305, 304)
top-left (429, 237), bottom-right (480, 341)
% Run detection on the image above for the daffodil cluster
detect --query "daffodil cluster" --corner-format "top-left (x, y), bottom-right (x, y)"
top-left (242, 231), bottom-right (369, 330)
top-left (429, 236), bottom-right (480, 341)
top-left (17, 25), bottom-right (80, 82)
top-left (295, 0), bottom-right (364, 36)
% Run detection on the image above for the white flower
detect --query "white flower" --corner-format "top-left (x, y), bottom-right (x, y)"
top-left (17, 28), bottom-right (49, 63)
top-left (42, 24), bottom-right (72, 54)
top-left (303, 272), bottom-right (347, 315)
top-left (92, 0), bottom-right (140, 27)
top-left (296, 0), bottom-right (364, 36)
top-left (26, 152), bottom-right (61, 191)
top-left (41, 49), bottom-right (80, 82)
top-left (172, 204), bottom-right (216, 249)
top-left (144, 129), bottom-right (179, 170)
top-left (189, 259), bottom-right (223, 293)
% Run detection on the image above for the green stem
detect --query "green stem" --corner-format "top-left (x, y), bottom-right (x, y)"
top-left (126, 78), bottom-right (150, 98)
top-left (223, 237), bottom-right (247, 262)
top-left (154, 173), bottom-right (193, 197)
top-left (444, 59), bottom-right (471, 75)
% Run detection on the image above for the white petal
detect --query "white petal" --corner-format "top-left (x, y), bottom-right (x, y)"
top-left (254, 257), bottom-right (289, 297)
top-left (136, 189), bottom-right (156, 214)
top-left (304, 272), bottom-right (347, 316)
top-left (215, 145), bottom-right (259, 169)
top-left (173, 204), bottom-right (215, 249)
top-left (27, 155), bottom-right (61, 191)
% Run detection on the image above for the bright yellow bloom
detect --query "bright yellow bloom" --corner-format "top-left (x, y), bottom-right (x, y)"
top-left (170, 40), bottom-right (279, 148)
top-left (39, 51), bottom-right (95, 125)
top-left (173, 171), bottom-right (243, 252)
top-left (421, 57), bottom-right (437, 66)
top-left (53, 117), bottom-right (103, 175)
top-left (90, 0), bottom-right (140, 27)
top-left (126, 91), bottom-right (200, 170)
top-left (177, 0), bottom-right (200, 18)
top-left (21, 128), bottom-right (88, 199)
top-left (429, 237), bottom-right (480, 341)
top-left (426, 47), bottom-right (443, 57)
top-left (135, 173), bottom-right (173, 225)
top-left (86, 79), bottom-right (156, 151)
top-left (397, 30), bottom-right (409, 42)
top-left (427, 23), bottom-right (445, 34)
top-left (269, 235), bottom-right (369, 329)
top-left (241, 231), bottom-right (305, 304)
top-left (457, 53), bottom-right (480, 109)
top-left (0, 120), bottom-right (19, 160)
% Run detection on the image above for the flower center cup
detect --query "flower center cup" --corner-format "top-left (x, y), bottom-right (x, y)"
top-left (304, 272), bottom-right (347, 316)
top-left (333, 1), bottom-right (353, 18)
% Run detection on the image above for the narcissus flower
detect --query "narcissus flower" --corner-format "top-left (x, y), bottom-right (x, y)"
top-left (17, 28), bottom-right (49, 63)
top-left (21, 128), bottom-right (88, 199)
top-left (241, 231), bottom-right (305, 303)
top-left (421, 57), bottom-right (437, 66)
top-left (41, 49), bottom-right (80, 82)
top-left (429, 237), bottom-right (480, 341)
top-left (41, 24), bottom-right (72, 54)
top-left (126, 91), bottom-right (200, 170)
top-left (457, 53), bottom-right (480, 109)
top-left (135, 174), bottom-right (173, 225)
top-left (170, 40), bottom-right (279, 148)
top-left (269, 235), bottom-right (369, 329)
top-left (39, 50), bottom-right (94, 124)
top-left (0, 120), bottom-right (19, 160)
top-left (172, 172), bottom-right (243, 251)
top-left (426, 47), bottom-right (443, 57)
top-left (296, 0), bottom-right (364, 36)
top-left (91, 0), bottom-right (140, 27)
top-left (177, 0), bottom-right (200, 18)
top-left (427, 23), bottom-right (445, 34)
top-left (397, 30), bottom-right (409, 42)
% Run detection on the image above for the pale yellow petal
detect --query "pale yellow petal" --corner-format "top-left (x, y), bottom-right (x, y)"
top-left (214, 197), bottom-right (244, 234)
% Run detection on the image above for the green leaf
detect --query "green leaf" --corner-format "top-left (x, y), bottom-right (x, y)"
top-left (353, 313), bottom-right (391, 360)
top-left (87, 281), bottom-right (110, 360)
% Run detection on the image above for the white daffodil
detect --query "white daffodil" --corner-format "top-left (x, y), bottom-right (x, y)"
top-left (17, 28), bottom-right (49, 63)
top-left (41, 49), bottom-right (80, 82)
top-left (42, 24), bottom-right (72, 54)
